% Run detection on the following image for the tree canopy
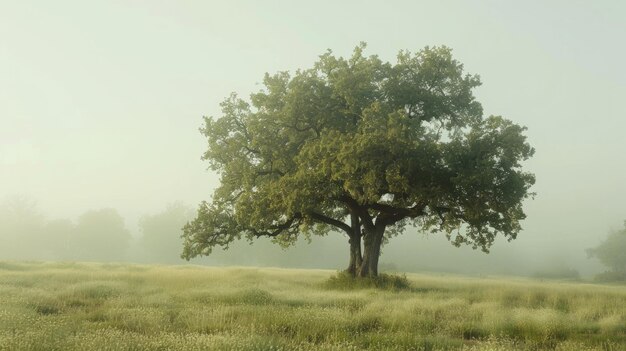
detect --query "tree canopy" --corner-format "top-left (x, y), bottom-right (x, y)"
top-left (587, 222), bottom-right (626, 276)
top-left (182, 43), bottom-right (535, 277)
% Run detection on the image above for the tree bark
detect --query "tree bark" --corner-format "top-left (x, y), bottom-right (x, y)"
top-left (346, 213), bottom-right (362, 276)
top-left (357, 226), bottom-right (383, 278)
top-left (346, 235), bottom-right (363, 276)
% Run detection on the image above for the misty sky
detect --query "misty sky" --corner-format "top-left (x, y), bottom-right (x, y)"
top-left (1, 1), bottom-right (625, 259)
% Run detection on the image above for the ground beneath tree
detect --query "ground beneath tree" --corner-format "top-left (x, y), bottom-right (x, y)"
top-left (0, 262), bottom-right (624, 350)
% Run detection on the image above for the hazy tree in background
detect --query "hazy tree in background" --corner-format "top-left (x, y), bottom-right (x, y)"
top-left (139, 203), bottom-right (193, 263)
top-left (587, 222), bottom-right (626, 281)
top-left (72, 208), bottom-right (130, 262)
top-left (183, 43), bottom-right (535, 277)
top-left (43, 219), bottom-right (75, 260)
top-left (0, 197), bottom-right (45, 259)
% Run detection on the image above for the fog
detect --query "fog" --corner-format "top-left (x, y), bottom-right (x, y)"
top-left (1, 1), bottom-right (625, 278)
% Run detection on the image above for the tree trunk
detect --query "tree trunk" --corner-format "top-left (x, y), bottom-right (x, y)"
top-left (357, 227), bottom-right (383, 278)
top-left (346, 213), bottom-right (362, 276)
top-left (346, 235), bottom-right (362, 276)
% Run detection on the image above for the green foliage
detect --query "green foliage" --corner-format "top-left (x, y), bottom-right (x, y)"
top-left (183, 43), bottom-right (535, 262)
top-left (324, 271), bottom-right (411, 291)
top-left (587, 222), bottom-right (626, 279)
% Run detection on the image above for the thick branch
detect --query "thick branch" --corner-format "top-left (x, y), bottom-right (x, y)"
top-left (338, 194), bottom-right (375, 231)
top-left (248, 214), bottom-right (302, 237)
top-left (307, 211), bottom-right (352, 235)
top-left (374, 201), bottom-right (427, 227)
top-left (242, 145), bottom-right (261, 155)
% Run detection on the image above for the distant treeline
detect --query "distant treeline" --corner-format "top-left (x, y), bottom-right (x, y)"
top-left (0, 197), bottom-right (618, 281)
top-left (0, 198), bottom-right (184, 263)
top-left (0, 197), bottom-right (347, 267)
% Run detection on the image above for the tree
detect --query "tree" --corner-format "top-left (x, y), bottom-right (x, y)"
top-left (0, 196), bottom-right (45, 260)
top-left (587, 222), bottom-right (626, 279)
top-left (139, 203), bottom-right (193, 263)
top-left (182, 44), bottom-right (535, 277)
top-left (42, 219), bottom-right (75, 260)
top-left (72, 208), bottom-right (130, 262)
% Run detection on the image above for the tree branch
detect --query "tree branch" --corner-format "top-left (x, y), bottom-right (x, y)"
top-left (248, 214), bottom-right (302, 237)
top-left (432, 206), bottom-right (468, 225)
top-left (306, 211), bottom-right (352, 235)
top-left (337, 194), bottom-right (375, 231)
top-left (374, 201), bottom-right (427, 227)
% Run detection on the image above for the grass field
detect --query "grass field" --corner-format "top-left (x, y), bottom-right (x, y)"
top-left (0, 262), bottom-right (624, 350)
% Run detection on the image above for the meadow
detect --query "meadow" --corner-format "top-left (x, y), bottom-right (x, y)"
top-left (0, 261), bottom-right (624, 351)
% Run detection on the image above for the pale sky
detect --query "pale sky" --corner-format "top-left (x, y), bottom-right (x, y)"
top-left (1, 1), bottom-right (625, 260)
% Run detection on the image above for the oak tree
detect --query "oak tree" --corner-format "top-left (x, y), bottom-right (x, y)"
top-left (182, 44), bottom-right (535, 277)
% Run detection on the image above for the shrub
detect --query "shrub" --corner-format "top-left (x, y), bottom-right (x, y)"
top-left (323, 271), bottom-right (411, 291)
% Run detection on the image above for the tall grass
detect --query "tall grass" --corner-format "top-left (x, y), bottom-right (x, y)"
top-left (0, 261), bottom-right (624, 350)
top-left (324, 271), bottom-right (411, 291)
